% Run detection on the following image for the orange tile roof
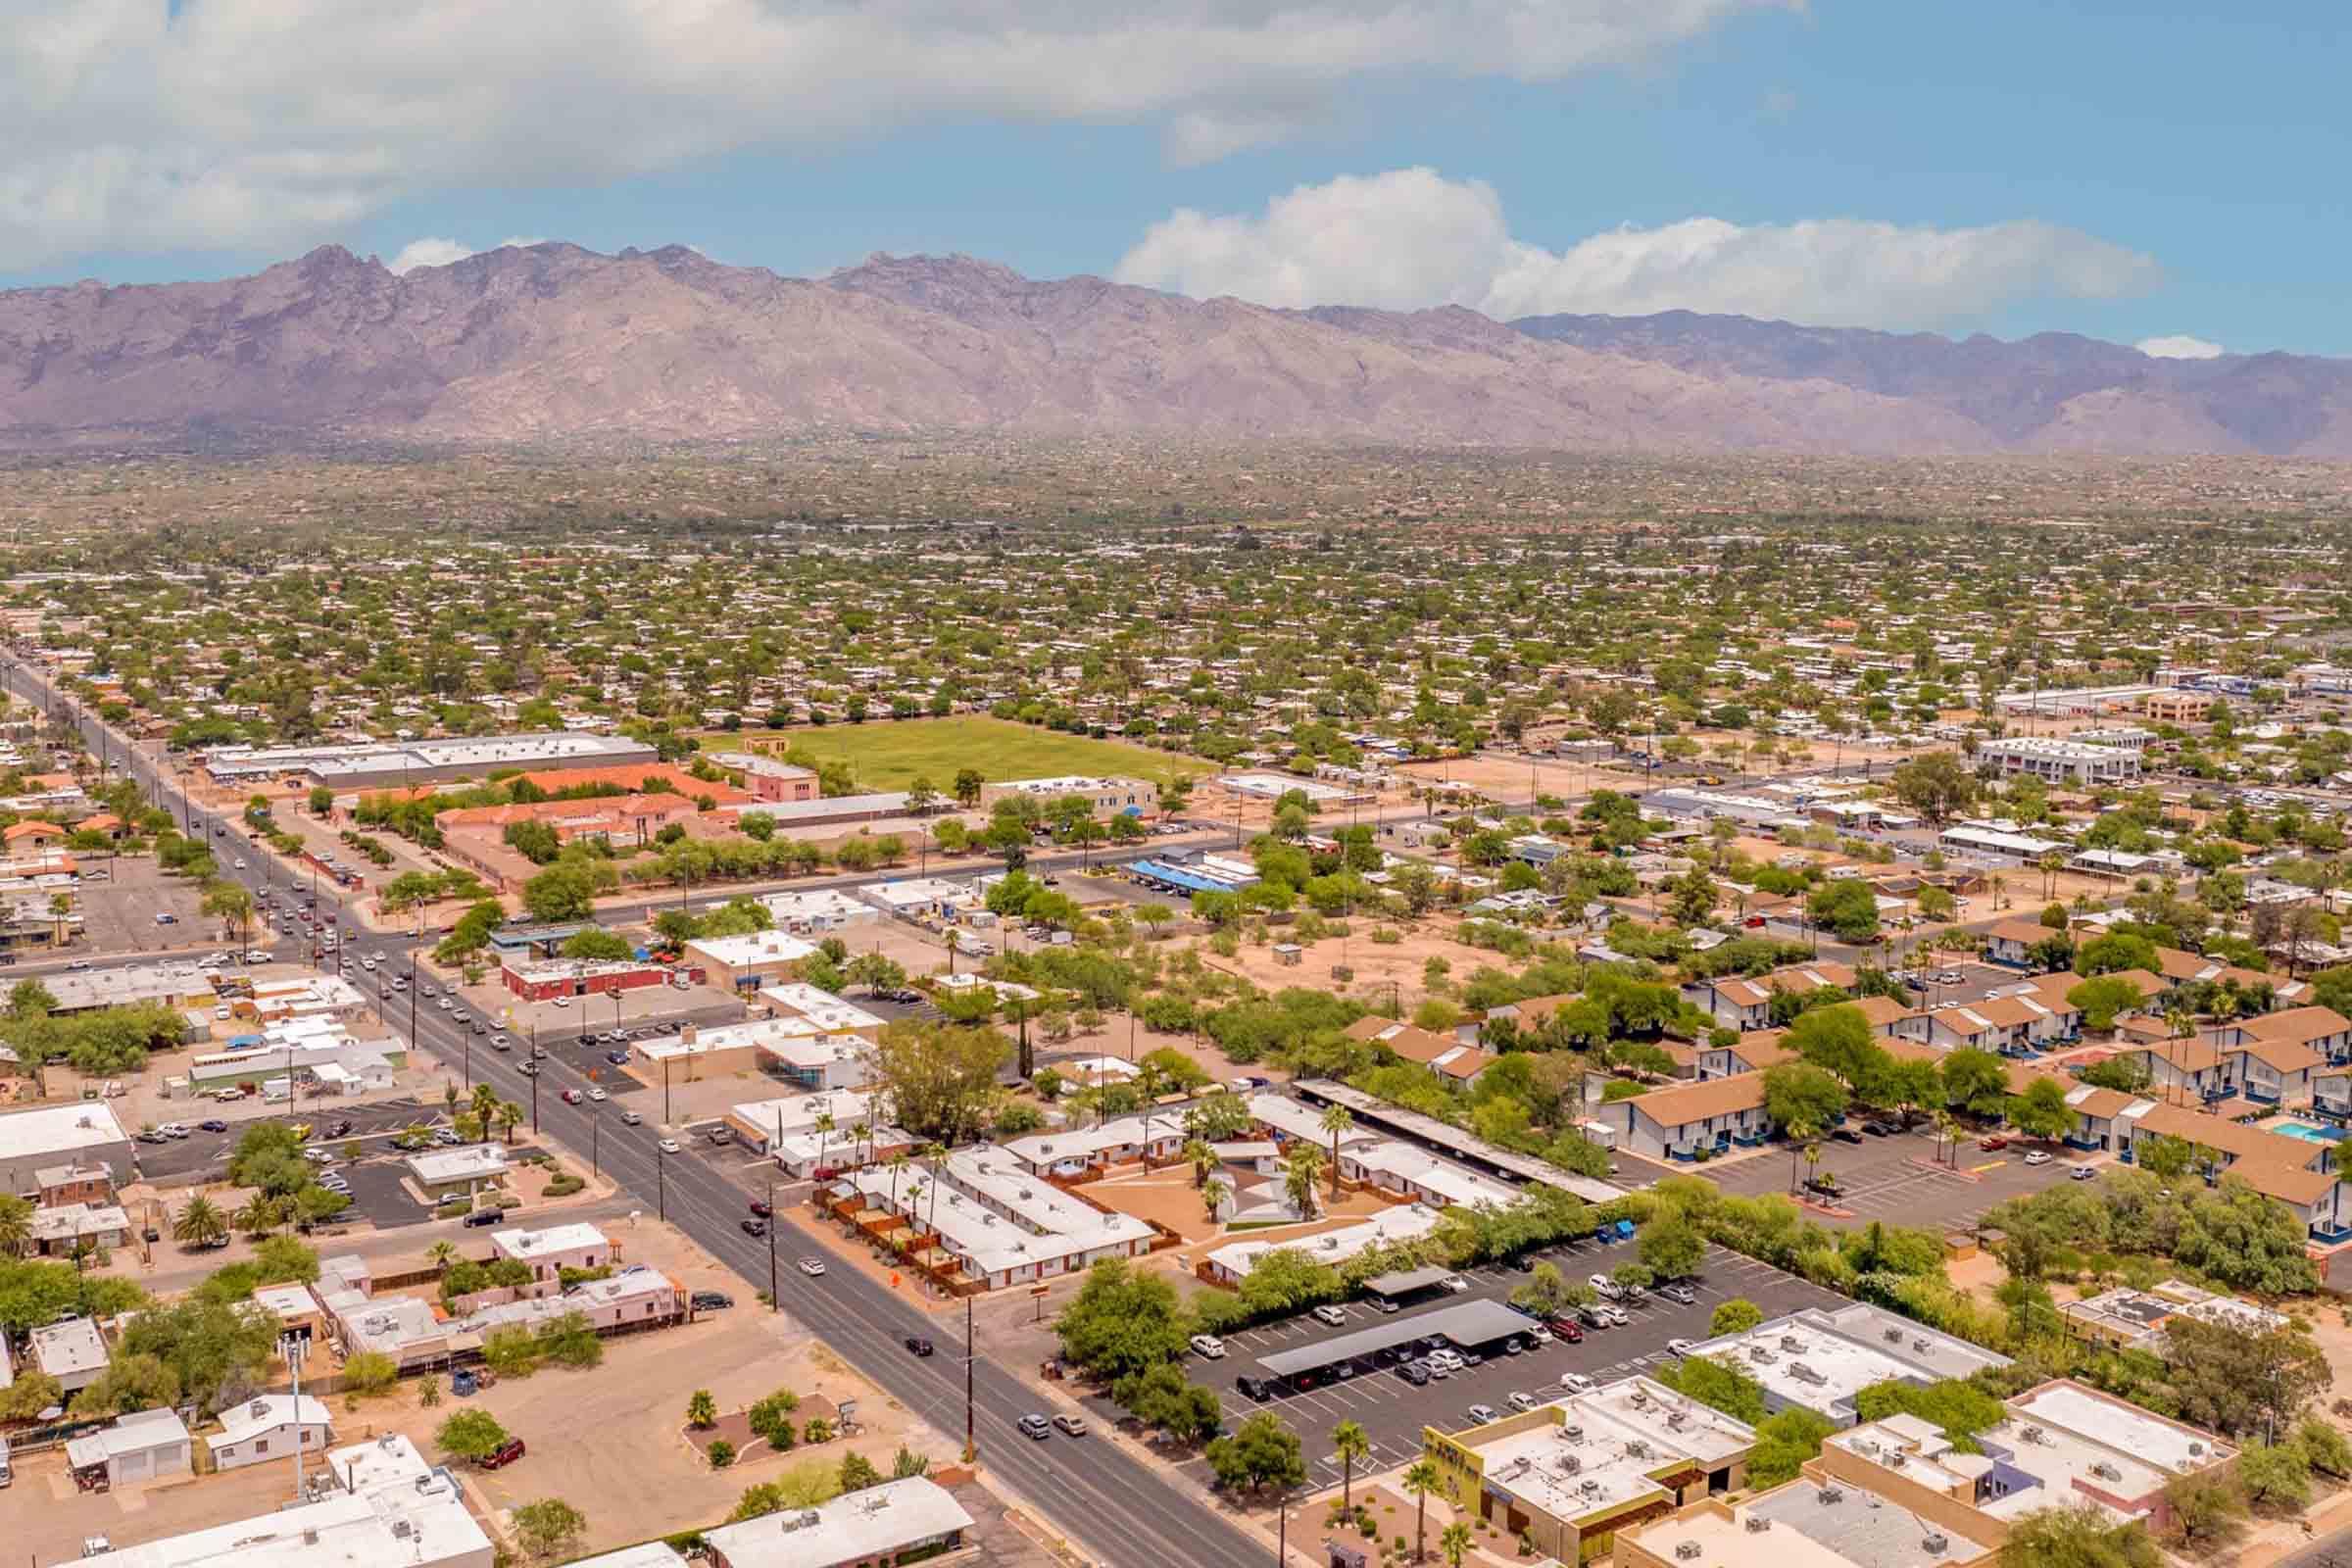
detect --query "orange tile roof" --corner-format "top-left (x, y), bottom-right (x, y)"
top-left (1617, 1073), bottom-right (1768, 1129)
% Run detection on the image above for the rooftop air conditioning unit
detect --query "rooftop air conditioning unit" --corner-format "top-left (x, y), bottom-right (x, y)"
top-left (1580, 1480), bottom-right (1603, 1497)
top-left (1781, 1335), bottom-right (1806, 1351)
top-left (1563, 1425), bottom-right (1585, 1443)
top-left (1885, 1326), bottom-right (1905, 1343)
top-left (1674, 1544), bottom-right (1702, 1561)
top-left (2021, 1425), bottom-right (2045, 1446)
top-left (1744, 1518), bottom-right (1772, 1534)
top-left (1923, 1534), bottom-right (1949, 1556)
top-left (1888, 1452), bottom-right (1907, 1469)
top-left (1817, 1487), bottom-right (1844, 1505)
top-left (1558, 1455), bottom-right (1582, 1476)
top-left (390, 1521), bottom-right (413, 1541)
top-left (2188, 1442), bottom-right (2206, 1456)
top-left (1625, 1440), bottom-right (1649, 1459)
top-left (2091, 1462), bottom-right (2121, 1481)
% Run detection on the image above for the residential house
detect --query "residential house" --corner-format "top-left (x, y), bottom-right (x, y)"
top-left (208, 1395), bottom-right (333, 1471)
top-left (1681, 962), bottom-right (1857, 1032)
top-left (1589, 1075), bottom-right (1772, 1161)
top-left (64, 1407), bottom-right (193, 1488)
top-left (1984, 918), bottom-right (2065, 967)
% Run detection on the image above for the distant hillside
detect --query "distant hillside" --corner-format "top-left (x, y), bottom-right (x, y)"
top-left (2, 243), bottom-right (2346, 455)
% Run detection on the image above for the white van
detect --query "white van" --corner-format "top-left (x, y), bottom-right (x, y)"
top-left (0, 1433), bottom-right (13, 1488)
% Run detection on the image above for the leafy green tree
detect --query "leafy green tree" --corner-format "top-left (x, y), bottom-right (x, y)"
top-left (1204, 1411), bottom-right (1304, 1494)
top-left (2236, 1439), bottom-right (2312, 1511)
top-left (2161, 1315), bottom-right (2330, 1438)
top-left (838, 1450), bottom-right (884, 1493)
top-left (1762, 1061), bottom-right (1847, 1133)
top-left (1638, 1219), bottom-right (1705, 1282)
top-left (1889, 752), bottom-right (1977, 824)
top-left (2292, 1414), bottom-right (2352, 1480)
top-left (2163, 1470), bottom-right (2245, 1550)
top-left (2173, 1180), bottom-right (2324, 1296)
top-left (71, 1351), bottom-right (184, 1417)
top-left (1805, 878), bottom-right (1881, 944)
top-left (1747, 1407), bottom-right (1838, 1487)
top-left (1997, 1505), bottom-right (2162, 1568)
top-left (749, 1388), bottom-right (803, 1448)
top-left (436, 1407), bottom-right (513, 1463)
top-left (2006, 1076), bottom-right (2076, 1142)
top-left (1110, 1362), bottom-right (1224, 1444)
top-left (1655, 1354), bottom-right (1765, 1423)
top-left (1940, 1048), bottom-right (2011, 1116)
top-left (2066, 975), bottom-right (2146, 1032)
top-left (708, 1439), bottom-right (738, 1469)
top-left (512, 1499), bottom-right (587, 1562)
top-left (2075, 932), bottom-right (2159, 977)
top-left (1056, 1258), bottom-right (1195, 1380)
top-left (1709, 1298), bottom-right (1764, 1337)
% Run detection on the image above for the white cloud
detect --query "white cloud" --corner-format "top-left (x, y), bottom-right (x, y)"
top-left (385, 236), bottom-right (547, 273)
top-left (0, 0), bottom-right (1792, 269)
top-left (1114, 168), bottom-right (2161, 328)
top-left (2136, 334), bottom-right (2225, 360)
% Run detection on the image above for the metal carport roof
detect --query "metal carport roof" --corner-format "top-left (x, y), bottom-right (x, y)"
top-left (1255, 1299), bottom-right (1533, 1379)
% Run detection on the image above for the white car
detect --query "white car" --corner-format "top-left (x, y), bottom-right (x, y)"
top-left (1589, 1274), bottom-right (1622, 1298)
top-left (658, 1138), bottom-right (681, 1154)
top-left (1310, 1304), bottom-right (1348, 1327)
top-left (1529, 1326), bottom-right (1553, 1346)
top-left (1507, 1392), bottom-right (1541, 1412)
top-left (1667, 1339), bottom-right (1696, 1357)
top-left (551, 996), bottom-right (570, 1008)
top-left (797, 1257), bottom-right (826, 1277)
top-left (1190, 1334), bottom-right (1227, 1359)
top-left (2023, 1151), bottom-right (2052, 1166)
top-left (1440, 1274), bottom-right (1471, 1294)
top-left (587, 1087), bottom-right (608, 1102)
top-left (1559, 1372), bottom-right (1595, 1395)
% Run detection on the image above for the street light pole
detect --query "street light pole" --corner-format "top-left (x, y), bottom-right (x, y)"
top-left (279, 1333), bottom-right (311, 1503)
top-left (766, 1177), bottom-right (777, 1311)
top-left (529, 1069), bottom-right (539, 1135)
top-left (965, 1292), bottom-right (976, 1463)
top-left (658, 1143), bottom-right (667, 1222)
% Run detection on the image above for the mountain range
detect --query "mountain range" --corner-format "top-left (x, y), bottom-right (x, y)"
top-left (3, 242), bottom-right (2349, 456)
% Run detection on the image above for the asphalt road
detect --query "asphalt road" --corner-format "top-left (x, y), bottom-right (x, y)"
top-left (5, 660), bottom-right (1271, 1568)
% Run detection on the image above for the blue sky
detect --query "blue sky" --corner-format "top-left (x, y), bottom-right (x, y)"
top-left (6, 1), bottom-right (2346, 355)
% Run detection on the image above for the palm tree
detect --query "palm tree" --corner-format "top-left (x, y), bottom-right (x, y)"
top-left (923, 1143), bottom-right (948, 1232)
top-left (1787, 1118), bottom-right (1819, 1194)
top-left (1182, 1138), bottom-right (1215, 1190)
top-left (232, 1193), bottom-right (282, 1239)
top-left (1333, 1420), bottom-right (1369, 1509)
top-left (812, 1111), bottom-right (836, 1173)
top-left (886, 1152), bottom-right (910, 1209)
top-left (1200, 1176), bottom-right (1230, 1224)
top-left (1402, 1460), bottom-right (1440, 1563)
top-left (497, 1101), bottom-right (523, 1145)
top-left (171, 1195), bottom-right (227, 1250)
top-left (0, 1193), bottom-right (33, 1257)
top-left (905, 1180), bottom-right (926, 1233)
top-left (1440, 1522), bottom-right (1472, 1568)
top-left (1802, 1139), bottom-right (1824, 1195)
top-left (1319, 1103), bottom-right (1354, 1200)
top-left (426, 1240), bottom-right (459, 1271)
top-left (1283, 1145), bottom-right (1324, 1219)
top-left (468, 1083), bottom-right (499, 1138)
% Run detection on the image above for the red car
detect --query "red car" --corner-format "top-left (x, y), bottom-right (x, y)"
top-left (560, 1089), bottom-right (583, 1105)
top-left (479, 1438), bottom-right (526, 1469)
top-left (1545, 1317), bottom-right (1585, 1344)
top-left (749, 1199), bottom-right (773, 1218)
top-left (1978, 1135), bottom-right (2007, 1151)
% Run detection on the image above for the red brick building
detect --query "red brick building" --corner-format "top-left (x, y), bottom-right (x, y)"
top-left (499, 956), bottom-right (686, 1003)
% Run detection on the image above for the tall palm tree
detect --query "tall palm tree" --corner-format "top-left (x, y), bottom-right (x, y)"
top-left (886, 1152), bottom-right (910, 1210)
top-left (172, 1195), bottom-right (227, 1250)
top-left (812, 1111), bottom-right (836, 1173)
top-left (496, 1101), bottom-right (523, 1145)
top-left (426, 1240), bottom-right (459, 1271)
top-left (1200, 1176), bottom-right (1230, 1224)
top-left (1787, 1119), bottom-right (1819, 1194)
top-left (1182, 1138), bottom-right (1215, 1190)
top-left (1283, 1145), bottom-right (1324, 1219)
top-left (1440, 1522), bottom-right (1472, 1568)
top-left (905, 1180), bottom-right (927, 1235)
top-left (468, 1082), bottom-right (499, 1135)
top-left (923, 1144), bottom-right (948, 1233)
top-left (1319, 1103), bottom-right (1354, 1200)
top-left (1333, 1420), bottom-right (1369, 1509)
top-left (1401, 1460), bottom-right (1440, 1564)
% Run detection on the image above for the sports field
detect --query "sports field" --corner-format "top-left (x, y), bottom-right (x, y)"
top-left (717, 715), bottom-right (1206, 793)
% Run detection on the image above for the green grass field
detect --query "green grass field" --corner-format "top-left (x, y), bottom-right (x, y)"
top-left (717, 716), bottom-right (1206, 794)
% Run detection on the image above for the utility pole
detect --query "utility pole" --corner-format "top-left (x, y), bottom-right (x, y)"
top-left (529, 1069), bottom-right (539, 1135)
top-left (964, 1292), bottom-right (976, 1463)
top-left (658, 1143), bottom-right (667, 1223)
top-left (279, 1333), bottom-right (311, 1503)
top-left (766, 1176), bottom-right (777, 1312)
top-left (590, 1115), bottom-right (600, 1179)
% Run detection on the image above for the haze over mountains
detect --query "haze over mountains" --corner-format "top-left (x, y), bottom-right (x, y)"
top-left (3, 242), bottom-right (2348, 456)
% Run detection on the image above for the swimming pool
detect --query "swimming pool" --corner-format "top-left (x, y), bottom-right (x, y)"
top-left (2273, 1119), bottom-right (2344, 1145)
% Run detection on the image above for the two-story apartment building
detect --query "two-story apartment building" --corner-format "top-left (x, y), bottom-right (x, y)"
top-left (1681, 962), bottom-right (1857, 1032)
top-left (1590, 1075), bottom-right (1773, 1161)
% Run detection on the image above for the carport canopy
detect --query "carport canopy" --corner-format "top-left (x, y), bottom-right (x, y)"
top-left (1255, 1299), bottom-right (1533, 1379)
top-left (1362, 1265), bottom-right (1454, 1298)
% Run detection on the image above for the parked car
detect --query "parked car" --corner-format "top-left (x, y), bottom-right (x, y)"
top-left (691, 1291), bottom-right (733, 1310)
top-left (1544, 1317), bottom-right (1584, 1344)
top-left (1507, 1392), bottom-right (1541, 1412)
top-left (198, 1119), bottom-right (227, 1133)
top-left (1190, 1334), bottom-right (1227, 1359)
top-left (1559, 1372), bottom-right (1595, 1394)
top-left (1658, 1284), bottom-right (1697, 1305)
top-left (2024, 1150), bottom-right (2052, 1166)
top-left (1053, 1414), bottom-right (1088, 1436)
top-left (605, 1050), bottom-right (630, 1066)
top-left (2071, 1165), bottom-right (2098, 1181)
top-left (478, 1438), bottom-right (526, 1470)
top-left (1397, 1361), bottom-right (1431, 1386)
top-left (1465, 1404), bottom-right (1499, 1426)
top-left (1017, 1414), bottom-right (1053, 1441)
top-left (464, 1208), bottom-right (503, 1228)
top-left (1864, 1120), bottom-right (1900, 1137)
top-left (1667, 1339), bottom-right (1696, 1356)
top-left (1978, 1135), bottom-right (2008, 1151)
top-left (1310, 1303), bottom-right (1348, 1327)
top-left (1831, 1127), bottom-right (1864, 1145)
top-left (1588, 1274), bottom-right (1622, 1298)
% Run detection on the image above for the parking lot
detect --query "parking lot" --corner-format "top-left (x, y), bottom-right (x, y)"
top-left (131, 1097), bottom-right (449, 1182)
top-left (62, 855), bottom-right (217, 956)
top-left (1117, 1242), bottom-right (1846, 1488)
top-left (1704, 1123), bottom-right (2084, 1231)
